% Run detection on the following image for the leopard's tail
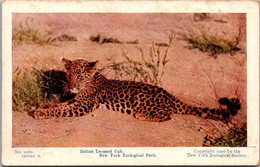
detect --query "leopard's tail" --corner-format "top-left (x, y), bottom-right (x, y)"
top-left (218, 97), bottom-right (241, 116)
top-left (184, 97), bottom-right (241, 123)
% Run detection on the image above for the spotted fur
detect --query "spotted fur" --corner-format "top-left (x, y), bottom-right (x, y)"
top-left (33, 58), bottom-right (241, 122)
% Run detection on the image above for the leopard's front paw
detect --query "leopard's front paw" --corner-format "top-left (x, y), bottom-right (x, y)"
top-left (33, 109), bottom-right (51, 119)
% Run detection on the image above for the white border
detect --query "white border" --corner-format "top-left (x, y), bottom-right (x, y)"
top-left (2, 0), bottom-right (259, 165)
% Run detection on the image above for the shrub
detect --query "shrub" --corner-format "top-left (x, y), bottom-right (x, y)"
top-left (90, 34), bottom-right (122, 44)
top-left (180, 15), bottom-right (245, 58)
top-left (12, 68), bottom-right (52, 112)
top-left (155, 42), bottom-right (168, 47)
top-left (109, 32), bottom-right (174, 86)
top-left (12, 17), bottom-right (52, 45)
top-left (181, 32), bottom-right (241, 58)
top-left (212, 125), bottom-right (247, 147)
top-left (50, 34), bottom-right (77, 42)
top-left (12, 68), bottom-right (74, 112)
top-left (126, 39), bottom-right (139, 44)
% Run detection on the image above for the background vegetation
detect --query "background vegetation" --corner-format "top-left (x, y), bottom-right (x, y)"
top-left (108, 32), bottom-right (174, 86)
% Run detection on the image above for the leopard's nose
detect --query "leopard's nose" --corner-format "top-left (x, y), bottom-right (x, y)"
top-left (68, 80), bottom-right (77, 89)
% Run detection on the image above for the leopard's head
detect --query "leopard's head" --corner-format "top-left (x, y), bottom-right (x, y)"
top-left (62, 58), bottom-right (99, 93)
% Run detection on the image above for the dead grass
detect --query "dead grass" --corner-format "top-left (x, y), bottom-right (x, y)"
top-left (12, 17), bottom-right (52, 46)
top-left (126, 39), bottom-right (139, 44)
top-left (90, 34), bottom-right (139, 45)
top-left (155, 42), bottom-right (168, 47)
top-left (109, 32), bottom-right (174, 86)
top-left (90, 34), bottom-right (122, 44)
top-left (50, 34), bottom-right (77, 42)
top-left (12, 17), bottom-right (78, 46)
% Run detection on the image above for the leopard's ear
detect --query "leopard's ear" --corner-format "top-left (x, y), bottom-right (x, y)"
top-left (88, 60), bottom-right (99, 73)
top-left (88, 60), bottom-right (99, 69)
top-left (62, 58), bottom-right (72, 70)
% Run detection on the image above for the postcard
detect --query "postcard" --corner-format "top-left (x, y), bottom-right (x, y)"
top-left (2, 0), bottom-right (259, 165)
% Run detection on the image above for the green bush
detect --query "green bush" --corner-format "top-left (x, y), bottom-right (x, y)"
top-left (12, 68), bottom-right (70, 112)
top-left (181, 32), bottom-right (241, 58)
top-left (212, 125), bottom-right (247, 147)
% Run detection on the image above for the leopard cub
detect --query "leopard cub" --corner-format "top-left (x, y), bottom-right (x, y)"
top-left (33, 58), bottom-right (241, 122)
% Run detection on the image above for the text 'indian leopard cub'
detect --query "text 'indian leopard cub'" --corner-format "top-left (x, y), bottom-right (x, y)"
top-left (33, 58), bottom-right (241, 123)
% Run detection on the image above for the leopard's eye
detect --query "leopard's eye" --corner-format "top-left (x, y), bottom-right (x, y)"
top-left (77, 75), bottom-right (83, 80)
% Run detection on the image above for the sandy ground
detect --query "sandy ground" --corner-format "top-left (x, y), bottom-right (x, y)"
top-left (12, 13), bottom-right (247, 147)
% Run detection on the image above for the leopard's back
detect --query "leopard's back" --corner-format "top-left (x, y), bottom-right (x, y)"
top-left (96, 78), bottom-right (176, 121)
